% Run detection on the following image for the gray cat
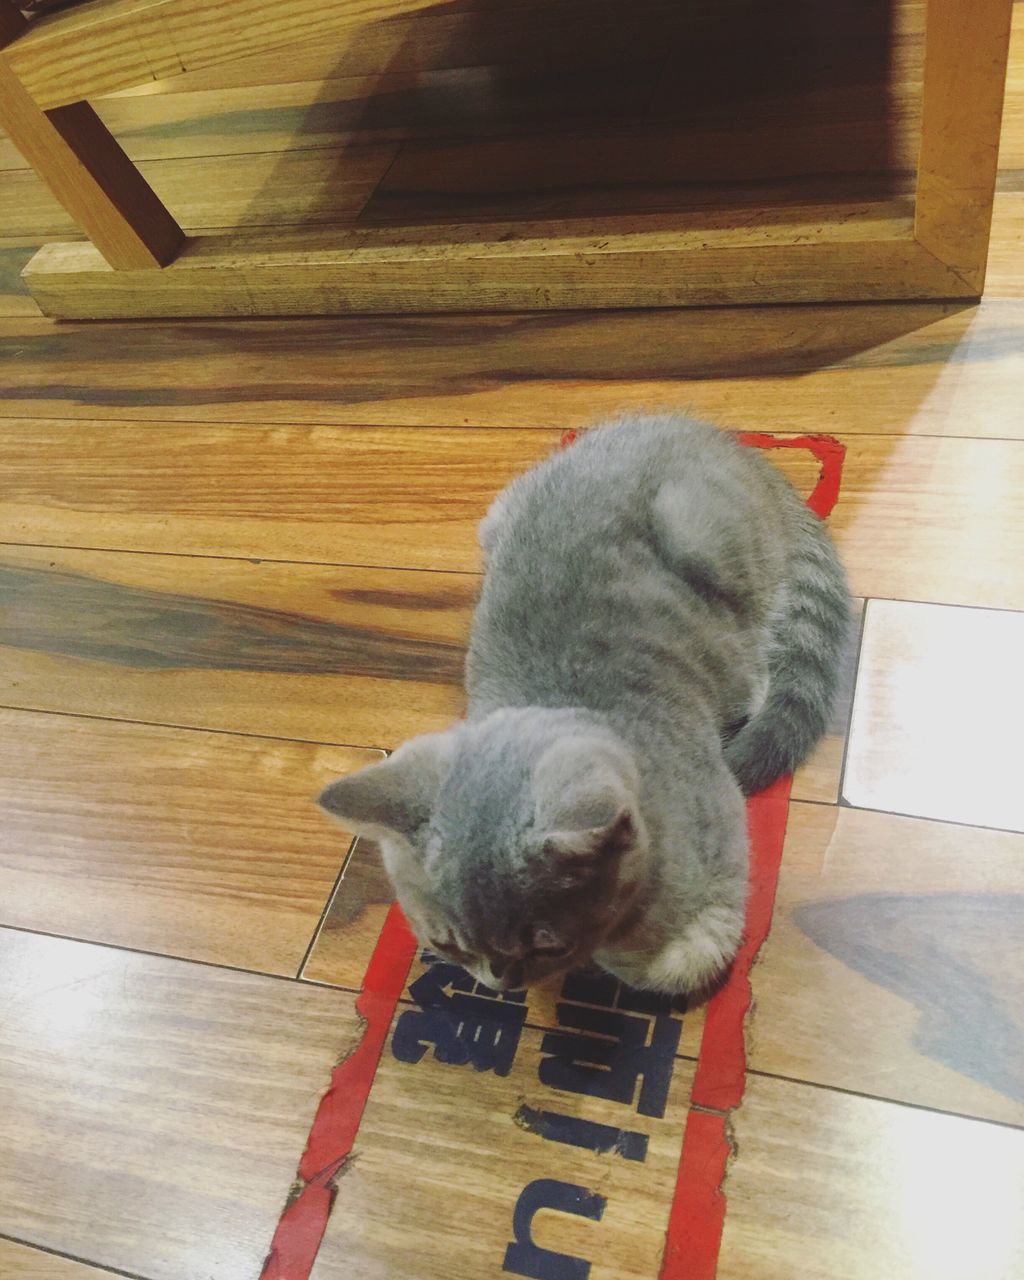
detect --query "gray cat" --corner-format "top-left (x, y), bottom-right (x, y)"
top-left (319, 415), bottom-right (850, 995)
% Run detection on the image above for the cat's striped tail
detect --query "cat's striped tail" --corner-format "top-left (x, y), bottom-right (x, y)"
top-left (723, 506), bottom-right (852, 795)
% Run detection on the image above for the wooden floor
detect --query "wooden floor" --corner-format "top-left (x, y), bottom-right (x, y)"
top-left (1, 3), bottom-right (1023, 1278)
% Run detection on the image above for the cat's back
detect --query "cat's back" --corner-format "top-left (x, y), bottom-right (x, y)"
top-left (480, 414), bottom-right (791, 567)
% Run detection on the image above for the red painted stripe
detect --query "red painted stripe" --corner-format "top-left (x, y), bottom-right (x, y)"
top-left (659, 1108), bottom-right (732, 1280)
top-left (260, 903), bottom-right (418, 1280)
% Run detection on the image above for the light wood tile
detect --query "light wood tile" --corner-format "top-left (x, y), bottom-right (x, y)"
top-left (749, 803), bottom-right (1024, 1126)
top-left (0, 545), bottom-right (469, 745)
top-left (719, 1072), bottom-right (1024, 1280)
top-left (0, 928), bottom-right (361, 1280)
top-left (0, 1238), bottom-right (116, 1279)
top-left (311, 1009), bottom-right (695, 1279)
top-left (0, 302), bottom-right (1020, 440)
top-left (844, 600), bottom-right (1024, 830)
top-left (791, 597), bottom-right (864, 805)
top-left (0, 705), bottom-right (381, 971)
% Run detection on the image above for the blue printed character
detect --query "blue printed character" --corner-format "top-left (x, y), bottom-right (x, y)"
top-left (392, 952), bottom-right (528, 1076)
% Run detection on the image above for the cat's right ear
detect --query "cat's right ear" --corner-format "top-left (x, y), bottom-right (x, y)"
top-left (317, 730), bottom-right (457, 838)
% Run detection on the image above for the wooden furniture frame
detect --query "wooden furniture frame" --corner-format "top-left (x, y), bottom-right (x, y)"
top-left (0, 0), bottom-right (1014, 319)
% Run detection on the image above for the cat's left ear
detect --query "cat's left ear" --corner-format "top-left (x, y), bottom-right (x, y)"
top-left (317, 730), bottom-right (457, 839)
top-left (532, 736), bottom-right (641, 869)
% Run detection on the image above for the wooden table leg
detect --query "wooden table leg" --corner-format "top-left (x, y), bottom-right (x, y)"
top-left (0, 1), bottom-right (182, 270)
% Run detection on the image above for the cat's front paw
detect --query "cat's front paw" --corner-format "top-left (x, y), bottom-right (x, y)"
top-left (600, 904), bottom-right (744, 996)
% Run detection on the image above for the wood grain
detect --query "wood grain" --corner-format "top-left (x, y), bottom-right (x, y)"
top-left (0, 57), bottom-right (181, 268)
top-left (23, 212), bottom-right (979, 320)
top-left (2, 421), bottom-right (1022, 609)
top-left (718, 1071), bottom-right (1024, 1280)
top-left (311, 1010), bottom-right (696, 1280)
top-left (0, 140), bottom-right (399, 240)
top-left (361, 120), bottom-right (918, 226)
top-left (844, 600), bottom-right (1024, 831)
top-left (0, 545), bottom-right (472, 746)
top-left (0, 241), bottom-right (38, 314)
top-left (915, 0), bottom-right (1015, 289)
top-left (1, 301), bottom-right (1020, 440)
top-left (748, 802), bottom-right (1024, 1127)
top-left (3, 0), bottom-right (456, 109)
top-left (0, 67), bottom-right (660, 171)
top-left (0, 927), bottom-right (363, 1280)
top-left (0, 423), bottom-right (564, 569)
top-left (0, 704), bottom-right (381, 970)
top-left (0, 1239), bottom-right (115, 1279)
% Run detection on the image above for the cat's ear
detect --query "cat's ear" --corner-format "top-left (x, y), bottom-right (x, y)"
top-left (532, 736), bottom-right (640, 867)
top-left (317, 730), bottom-right (457, 839)
top-left (541, 807), bottom-right (637, 866)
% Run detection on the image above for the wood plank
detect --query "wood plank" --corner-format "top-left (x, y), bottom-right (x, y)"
top-left (0, 241), bottom-right (38, 314)
top-left (0, 141), bottom-right (399, 239)
top-left (309, 1007), bottom-right (697, 1280)
top-left (23, 214), bottom-right (977, 320)
top-left (0, 704), bottom-right (381, 970)
top-left (986, 186), bottom-right (1024, 297)
top-left (3, 0), bottom-right (457, 109)
top-left (100, 0), bottom-right (924, 97)
top-left (0, 1239), bottom-right (119, 1279)
top-left (914, 0), bottom-right (1015, 290)
top-left (843, 600), bottom-right (1024, 831)
top-left (0, 424), bottom-right (564, 569)
top-left (2, 420), bottom-right (1022, 609)
top-left (0, 927), bottom-right (363, 1280)
top-left (0, 67), bottom-right (660, 171)
top-left (749, 803), bottom-right (1024, 1127)
top-left (2, 300), bottom-right (1020, 440)
top-left (361, 119), bottom-right (918, 226)
top-left (0, 55), bottom-right (182, 269)
top-left (718, 1072), bottom-right (1024, 1280)
top-left (0, 545), bottom-right (473, 747)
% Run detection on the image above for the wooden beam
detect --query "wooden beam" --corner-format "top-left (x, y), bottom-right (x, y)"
top-left (3, 0), bottom-right (456, 110)
top-left (0, 8), bottom-right (183, 270)
top-left (914, 0), bottom-right (1014, 291)
top-left (20, 206), bottom-right (976, 319)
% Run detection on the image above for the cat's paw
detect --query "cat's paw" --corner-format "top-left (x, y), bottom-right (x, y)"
top-left (642, 905), bottom-right (745, 995)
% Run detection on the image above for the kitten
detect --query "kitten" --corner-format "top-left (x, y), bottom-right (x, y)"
top-left (319, 415), bottom-right (850, 995)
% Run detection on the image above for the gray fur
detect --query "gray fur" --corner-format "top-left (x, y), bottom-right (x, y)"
top-left (319, 415), bottom-right (851, 994)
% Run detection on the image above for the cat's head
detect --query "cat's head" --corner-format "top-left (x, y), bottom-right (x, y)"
top-left (317, 708), bottom-right (648, 990)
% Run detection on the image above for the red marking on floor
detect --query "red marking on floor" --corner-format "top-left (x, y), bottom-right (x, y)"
top-left (739, 431), bottom-right (847, 519)
top-left (268, 431), bottom-right (846, 1280)
top-left (660, 1108), bottom-right (732, 1280)
top-left (691, 776), bottom-right (793, 1112)
top-left (260, 903), bottom-right (418, 1280)
top-left (559, 428), bottom-right (580, 449)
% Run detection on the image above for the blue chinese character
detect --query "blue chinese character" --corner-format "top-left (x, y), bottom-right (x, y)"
top-left (392, 954), bottom-right (527, 1076)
